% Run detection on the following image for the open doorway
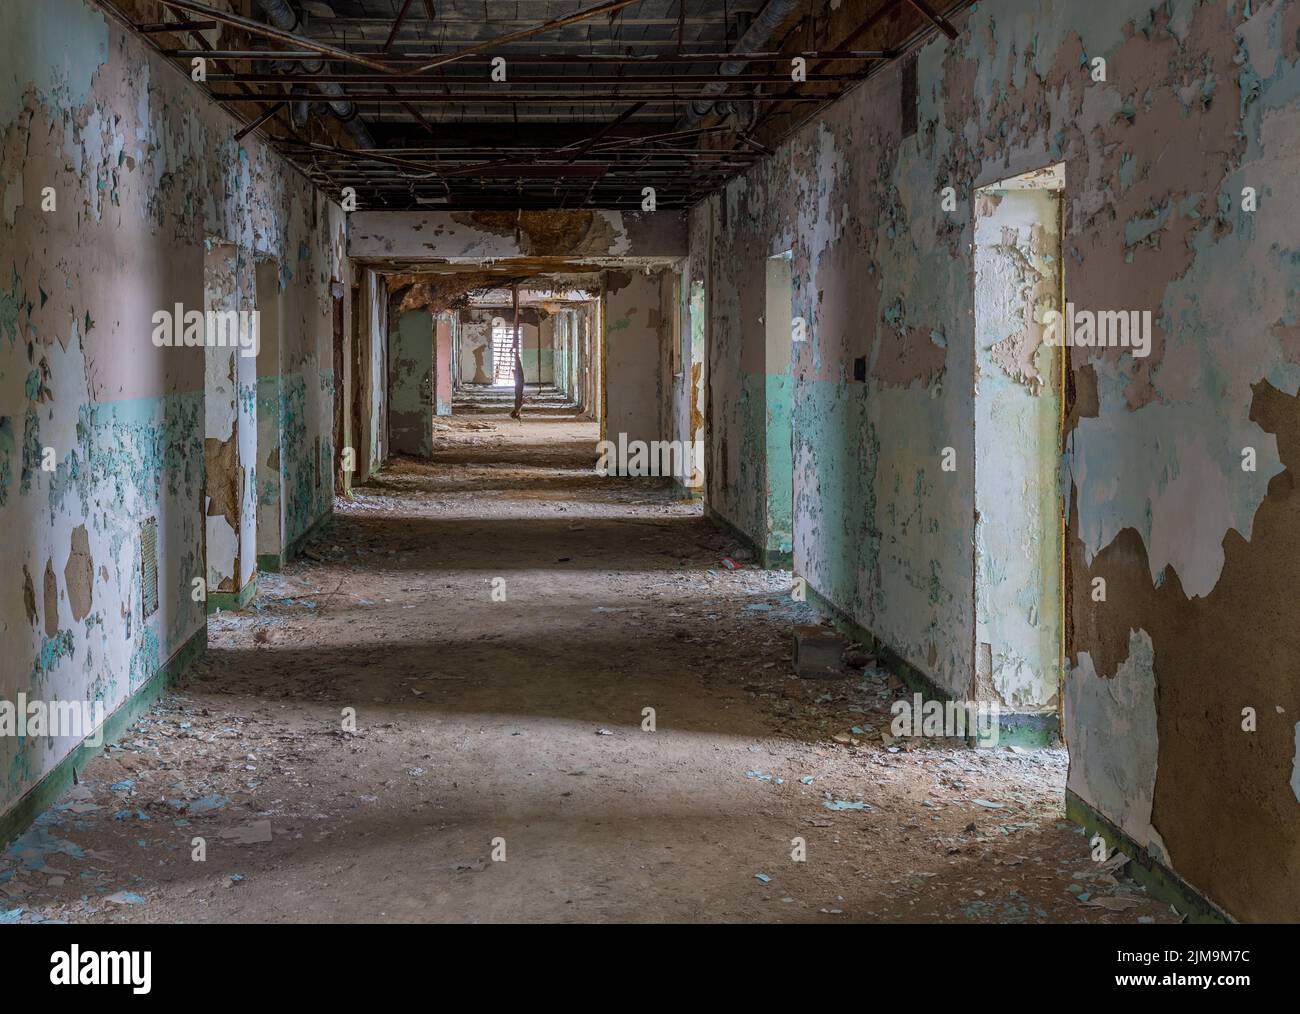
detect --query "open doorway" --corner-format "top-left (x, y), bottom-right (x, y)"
top-left (332, 283), bottom-right (346, 494)
top-left (491, 322), bottom-right (519, 386)
top-left (972, 164), bottom-right (1066, 730)
top-left (763, 252), bottom-right (795, 566)
top-left (348, 282), bottom-right (362, 494)
top-left (202, 238), bottom-right (257, 610)
top-left (688, 279), bottom-right (707, 495)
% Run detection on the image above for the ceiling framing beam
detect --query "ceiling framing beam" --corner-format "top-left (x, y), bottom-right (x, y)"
top-left (103, 0), bottom-right (973, 211)
top-left (152, 0), bottom-right (402, 73)
top-left (166, 49), bottom-right (892, 64)
top-left (213, 91), bottom-right (833, 105)
top-left (404, 0), bottom-right (647, 74)
top-left (138, 19), bottom-right (216, 32)
top-left (563, 102), bottom-right (648, 164)
top-left (383, 0), bottom-right (418, 54)
top-left (207, 73), bottom-right (857, 85)
top-left (234, 100), bottom-right (287, 141)
top-left (903, 0), bottom-right (960, 40)
top-left (724, 0), bottom-right (972, 195)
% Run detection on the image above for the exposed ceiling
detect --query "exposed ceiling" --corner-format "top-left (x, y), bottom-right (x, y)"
top-left (103, 0), bottom-right (970, 211)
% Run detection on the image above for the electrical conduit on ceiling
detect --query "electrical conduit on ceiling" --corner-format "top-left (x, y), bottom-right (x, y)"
top-left (678, 0), bottom-right (801, 129)
top-left (255, 0), bottom-right (376, 146)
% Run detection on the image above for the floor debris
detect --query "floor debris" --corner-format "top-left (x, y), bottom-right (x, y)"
top-left (0, 415), bottom-right (1177, 924)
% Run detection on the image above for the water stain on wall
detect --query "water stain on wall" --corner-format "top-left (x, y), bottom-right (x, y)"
top-left (41, 560), bottom-right (58, 639)
top-left (64, 524), bottom-right (93, 621)
top-left (454, 210), bottom-right (621, 257)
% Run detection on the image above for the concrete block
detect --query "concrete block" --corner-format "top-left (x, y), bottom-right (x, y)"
top-left (793, 625), bottom-right (847, 677)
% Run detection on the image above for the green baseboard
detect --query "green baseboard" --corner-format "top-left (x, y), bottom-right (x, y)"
top-left (804, 582), bottom-right (1059, 748)
top-left (0, 623), bottom-right (206, 852)
top-left (206, 572), bottom-right (259, 615)
top-left (1065, 789), bottom-right (1231, 924)
top-left (282, 510), bottom-right (333, 565)
top-left (704, 506), bottom-right (763, 564)
top-left (254, 510), bottom-right (333, 577)
top-left (704, 506), bottom-right (792, 569)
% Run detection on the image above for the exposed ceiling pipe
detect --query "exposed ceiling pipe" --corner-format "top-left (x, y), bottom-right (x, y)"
top-left (255, 0), bottom-right (375, 148)
top-left (678, 0), bottom-right (801, 129)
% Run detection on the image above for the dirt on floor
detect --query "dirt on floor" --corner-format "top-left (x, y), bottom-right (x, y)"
top-left (2, 414), bottom-right (1180, 924)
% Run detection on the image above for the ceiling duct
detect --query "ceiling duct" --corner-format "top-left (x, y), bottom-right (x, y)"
top-left (678, 0), bottom-right (800, 129)
top-left (255, 0), bottom-right (375, 147)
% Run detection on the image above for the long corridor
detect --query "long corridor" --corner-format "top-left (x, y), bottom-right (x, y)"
top-left (0, 416), bottom-right (1176, 924)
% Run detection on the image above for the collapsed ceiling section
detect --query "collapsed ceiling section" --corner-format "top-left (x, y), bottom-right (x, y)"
top-left (103, 0), bottom-right (969, 210)
top-left (388, 270), bottom-right (602, 315)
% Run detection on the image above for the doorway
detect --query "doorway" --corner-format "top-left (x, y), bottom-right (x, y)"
top-left (972, 164), bottom-right (1066, 719)
top-left (202, 237), bottom-right (256, 608)
top-left (688, 280), bottom-right (707, 495)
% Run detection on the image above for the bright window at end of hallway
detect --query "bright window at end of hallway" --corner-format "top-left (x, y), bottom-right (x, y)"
top-left (491, 324), bottom-right (519, 386)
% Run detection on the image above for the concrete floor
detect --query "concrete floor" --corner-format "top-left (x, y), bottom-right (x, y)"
top-left (1, 414), bottom-right (1178, 923)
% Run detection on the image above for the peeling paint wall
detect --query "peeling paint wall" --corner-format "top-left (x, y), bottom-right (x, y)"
top-left (254, 258), bottom-right (283, 565)
top-left (686, 0), bottom-right (1300, 920)
top-left (0, 0), bottom-right (345, 815)
top-left (279, 192), bottom-right (344, 554)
